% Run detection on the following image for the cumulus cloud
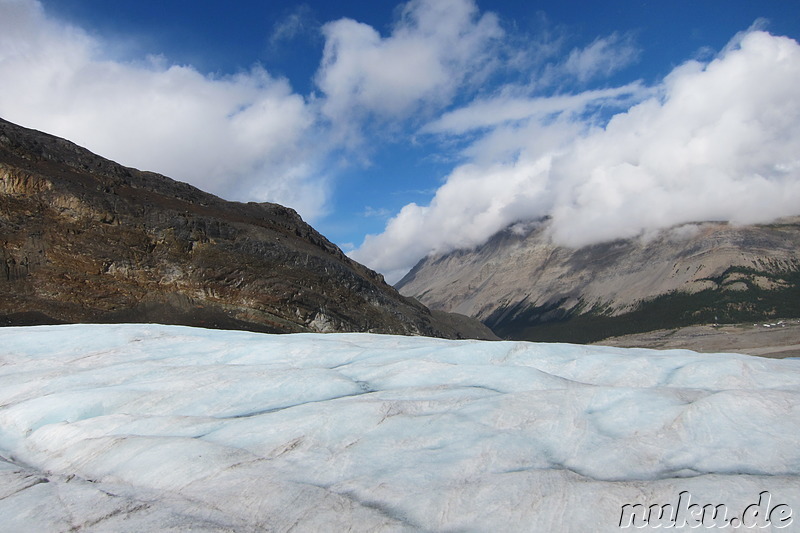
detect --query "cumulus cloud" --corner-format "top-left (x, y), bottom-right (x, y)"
top-left (315, 0), bottom-right (503, 144)
top-left (0, 0), bottom-right (325, 219)
top-left (352, 30), bottom-right (800, 282)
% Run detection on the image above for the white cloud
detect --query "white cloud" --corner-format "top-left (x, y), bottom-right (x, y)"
top-left (315, 0), bottom-right (503, 145)
top-left (421, 82), bottom-right (649, 136)
top-left (352, 30), bottom-right (800, 282)
top-left (269, 5), bottom-right (315, 49)
top-left (363, 206), bottom-right (393, 219)
top-left (0, 0), bottom-right (325, 219)
top-left (549, 30), bottom-right (800, 246)
top-left (563, 32), bottom-right (639, 83)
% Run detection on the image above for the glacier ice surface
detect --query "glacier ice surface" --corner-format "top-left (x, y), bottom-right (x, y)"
top-left (0, 324), bottom-right (798, 531)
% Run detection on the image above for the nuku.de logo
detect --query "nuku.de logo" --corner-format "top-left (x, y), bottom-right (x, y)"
top-left (619, 491), bottom-right (792, 529)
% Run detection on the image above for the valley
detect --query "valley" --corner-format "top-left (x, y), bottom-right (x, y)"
top-left (596, 318), bottom-right (800, 358)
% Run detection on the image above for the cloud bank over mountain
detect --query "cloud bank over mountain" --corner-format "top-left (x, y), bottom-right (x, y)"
top-left (352, 29), bottom-right (800, 281)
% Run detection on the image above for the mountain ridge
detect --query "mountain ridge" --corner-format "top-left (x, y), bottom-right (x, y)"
top-left (0, 117), bottom-right (496, 339)
top-left (397, 217), bottom-right (800, 343)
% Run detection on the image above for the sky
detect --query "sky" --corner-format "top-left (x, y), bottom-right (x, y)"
top-left (1, 0), bottom-right (800, 283)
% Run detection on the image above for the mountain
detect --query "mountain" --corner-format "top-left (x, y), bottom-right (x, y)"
top-left (396, 218), bottom-right (800, 343)
top-left (0, 118), bottom-right (495, 339)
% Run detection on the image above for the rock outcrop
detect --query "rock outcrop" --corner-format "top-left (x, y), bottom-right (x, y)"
top-left (397, 218), bottom-right (800, 342)
top-left (0, 118), bottom-right (496, 339)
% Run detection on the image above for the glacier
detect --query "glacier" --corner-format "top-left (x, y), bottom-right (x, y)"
top-left (0, 324), bottom-right (798, 532)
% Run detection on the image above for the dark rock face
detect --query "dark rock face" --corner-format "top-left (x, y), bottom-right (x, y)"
top-left (0, 118), bottom-right (495, 339)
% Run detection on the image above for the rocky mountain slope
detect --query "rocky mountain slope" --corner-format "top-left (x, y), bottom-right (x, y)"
top-left (0, 118), bottom-right (495, 339)
top-left (397, 218), bottom-right (800, 342)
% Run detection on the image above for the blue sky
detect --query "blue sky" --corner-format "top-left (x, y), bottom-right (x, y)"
top-left (2, 0), bottom-right (800, 281)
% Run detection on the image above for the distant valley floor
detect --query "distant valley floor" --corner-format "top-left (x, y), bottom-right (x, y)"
top-left (595, 318), bottom-right (800, 358)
